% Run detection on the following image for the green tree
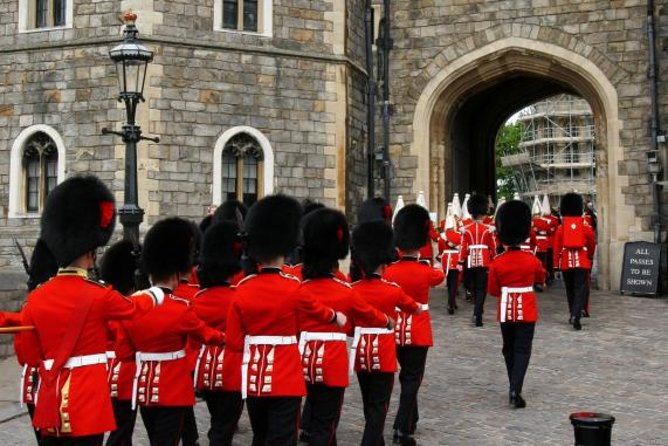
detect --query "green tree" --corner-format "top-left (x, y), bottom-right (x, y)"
top-left (495, 122), bottom-right (525, 199)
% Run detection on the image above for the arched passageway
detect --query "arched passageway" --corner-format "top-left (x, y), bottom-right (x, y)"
top-left (410, 37), bottom-right (636, 290)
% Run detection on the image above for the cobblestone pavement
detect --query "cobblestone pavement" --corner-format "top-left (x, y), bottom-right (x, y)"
top-left (1, 284), bottom-right (667, 445)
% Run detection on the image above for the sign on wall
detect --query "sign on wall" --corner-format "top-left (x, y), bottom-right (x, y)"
top-left (620, 241), bottom-right (661, 296)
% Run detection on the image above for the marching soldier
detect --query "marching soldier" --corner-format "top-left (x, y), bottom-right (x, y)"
top-left (351, 220), bottom-right (421, 446)
top-left (459, 194), bottom-right (498, 327)
top-left (439, 203), bottom-right (462, 315)
top-left (192, 221), bottom-right (244, 446)
top-left (553, 193), bottom-right (596, 330)
top-left (117, 218), bottom-right (225, 445)
top-left (385, 205), bottom-right (444, 445)
top-left (488, 200), bottom-right (546, 408)
top-left (99, 240), bottom-right (140, 446)
top-left (297, 208), bottom-right (391, 446)
top-left (532, 197), bottom-right (553, 287)
top-left (349, 197), bottom-right (394, 282)
top-left (15, 175), bottom-right (165, 444)
top-left (225, 195), bottom-right (346, 445)
top-left (541, 195), bottom-right (558, 284)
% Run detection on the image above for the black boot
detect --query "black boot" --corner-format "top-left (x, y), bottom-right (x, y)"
top-left (509, 391), bottom-right (526, 409)
top-left (475, 315), bottom-right (483, 327)
top-left (447, 306), bottom-right (455, 315)
top-left (393, 430), bottom-right (417, 446)
top-left (573, 318), bottom-right (582, 331)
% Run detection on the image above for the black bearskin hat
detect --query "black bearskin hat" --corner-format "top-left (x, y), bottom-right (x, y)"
top-left (560, 192), bottom-right (584, 217)
top-left (244, 194), bottom-right (302, 263)
top-left (302, 208), bottom-right (350, 279)
top-left (27, 238), bottom-right (58, 291)
top-left (198, 221), bottom-right (242, 288)
top-left (303, 200), bottom-right (325, 217)
top-left (212, 199), bottom-right (247, 228)
top-left (352, 220), bottom-right (394, 277)
top-left (467, 193), bottom-right (488, 218)
top-left (393, 204), bottom-right (430, 251)
top-left (99, 240), bottom-right (137, 295)
top-left (357, 197), bottom-right (392, 224)
top-left (41, 175), bottom-right (116, 267)
top-left (495, 200), bottom-right (531, 247)
top-left (142, 217), bottom-right (197, 279)
top-left (199, 215), bottom-right (213, 235)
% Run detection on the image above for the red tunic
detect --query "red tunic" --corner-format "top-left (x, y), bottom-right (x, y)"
top-left (418, 224), bottom-right (439, 261)
top-left (439, 229), bottom-right (462, 274)
top-left (174, 282), bottom-right (200, 302)
top-left (191, 285), bottom-right (240, 392)
top-left (352, 276), bottom-right (419, 373)
top-left (488, 250), bottom-right (546, 323)
top-left (225, 269), bottom-right (336, 398)
top-left (384, 259), bottom-right (444, 347)
top-left (0, 311), bottom-right (21, 327)
top-left (297, 277), bottom-right (387, 388)
top-left (532, 217), bottom-right (553, 253)
top-left (460, 221), bottom-right (498, 268)
top-left (553, 217), bottom-right (597, 270)
top-left (108, 321), bottom-right (135, 402)
top-left (119, 290), bottom-right (224, 407)
top-left (15, 270), bottom-right (158, 437)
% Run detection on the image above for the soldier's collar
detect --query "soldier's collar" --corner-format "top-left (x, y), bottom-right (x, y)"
top-left (259, 267), bottom-right (282, 274)
top-left (369, 273), bottom-right (383, 279)
top-left (57, 267), bottom-right (89, 279)
top-left (401, 256), bottom-right (419, 262)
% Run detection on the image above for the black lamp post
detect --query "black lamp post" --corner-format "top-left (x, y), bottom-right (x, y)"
top-left (102, 12), bottom-right (159, 247)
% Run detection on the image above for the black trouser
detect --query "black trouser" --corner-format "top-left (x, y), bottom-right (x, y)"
top-left (463, 266), bottom-right (473, 293)
top-left (27, 403), bottom-right (41, 443)
top-left (305, 384), bottom-right (345, 446)
top-left (393, 347), bottom-right (428, 436)
top-left (106, 399), bottom-right (137, 446)
top-left (546, 249), bottom-right (555, 283)
top-left (445, 269), bottom-right (459, 310)
top-left (562, 268), bottom-right (589, 319)
top-left (357, 372), bottom-right (394, 446)
top-left (536, 252), bottom-right (548, 280)
top-left (471, 267), bottom-right (489, 318)
top-left (181, 406), bottom-right (199, 446)
top-left (246, 396), bottom-right (301, 446)
top-left (139, 406), bottom-right (186, 446)
top-left (300, 397), bottom-right (311, 434)
top-left (500, 322), bottom-right (535, 395)
top-left (40, 435), bottom-right (104, 446)
top-left (202, 390), bottom-right (244, 446)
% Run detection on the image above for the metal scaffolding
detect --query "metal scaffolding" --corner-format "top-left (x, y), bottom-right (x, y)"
top-left (501, 94), bottom-right (597, 207)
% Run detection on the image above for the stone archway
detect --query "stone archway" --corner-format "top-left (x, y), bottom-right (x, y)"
top-left (410, 35), bottom-right (639, 290)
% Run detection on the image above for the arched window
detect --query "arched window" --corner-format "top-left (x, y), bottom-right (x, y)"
top-left (220, 133), bottom-right (264, 207)
top-left (9, 125), bottom-right (66, 217)
top-left (21, 132), bottom-right (59, 212)
top-left (212, 126), bottom-right (274, 206)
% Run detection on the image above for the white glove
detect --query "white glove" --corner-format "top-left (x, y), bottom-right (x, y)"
top-left (334, 311), bottom-right (348, 328)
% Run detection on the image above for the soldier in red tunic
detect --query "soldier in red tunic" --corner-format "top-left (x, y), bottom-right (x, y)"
top-left (118, 218), bottom-right (224, 445)
top-left (532, 201), bottom-right (553, 281)
top-left (385, 205), bottom-right (444, 445)
top-left (225, 195), bottom-right (346, 445)
top-left (439, 203), bottom-right (462, 315)
top-left (489, 200), bottom-right (546, 408)
top-left (297, 207), bottom-right (391, 446)
top-left (99, 240), bottom-right (140, 446)
top-left (351, 220), bottom-right (421, 446)
top-left (553, 193), bottom-right (597, 330)
top-left (15, 175), bottom-right (165, 445)
top-left (459, 194), bottom-right (498, 327)
top-left (192, 221), bottom-right (244, 446)
top-left (349, 197), bottom-right (394, 282)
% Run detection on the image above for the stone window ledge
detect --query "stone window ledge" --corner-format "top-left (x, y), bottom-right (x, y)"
top-left (19, 24), bottom-right (72, 34)
top-left (8, 213), bottom-right (41, 220)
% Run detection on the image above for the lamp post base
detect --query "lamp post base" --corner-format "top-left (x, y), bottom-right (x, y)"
top-left (119, 204), bottom-right (144, 246)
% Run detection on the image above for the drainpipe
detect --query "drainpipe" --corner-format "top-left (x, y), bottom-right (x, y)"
top-left (380, 0), bottom-right (393, 204)
top-left (365, 1), bottom-right (376, 199)
top-left (647, 0), bottom-right (662, 244)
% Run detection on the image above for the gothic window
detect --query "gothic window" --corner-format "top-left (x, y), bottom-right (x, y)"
top-left (20, 0), bottom-right (70, 31)
top-left (215, 0), bottom-right (271, 35)
top-left (221, 133), bottom-right (264, 207)
top-left (21, 132), bottom-right (59, 213)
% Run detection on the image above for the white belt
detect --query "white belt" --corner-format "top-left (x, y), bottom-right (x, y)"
top-left (468, 244), bottom-right (488, 250)
top-left (444, 249), bottom-right (458, 254)
top-left (241, 335), bottom-right (297, 399)
top-left (349, 327), bottom-right (393, 375)
top-left (19, 364), bottom-right (28, 408)
top-left (500, 287), bottom-right (534, 323)
top-left (536, 236), bottom-right (548, 240)
top-left (43, 353), bottom-right (108, 371)
top-left (132, 349), bottom-right (186, 409)
top-left (299, 332), bottom-right (347, 355)
top-left (106, 351), bottom-right (116, 360)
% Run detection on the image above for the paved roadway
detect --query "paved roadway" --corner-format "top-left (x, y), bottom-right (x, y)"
top-left (1, 283), bottom-right (667, 445)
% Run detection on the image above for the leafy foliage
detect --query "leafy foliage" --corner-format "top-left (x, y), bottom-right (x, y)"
top-left (495, 122), bottom-right (525, 199)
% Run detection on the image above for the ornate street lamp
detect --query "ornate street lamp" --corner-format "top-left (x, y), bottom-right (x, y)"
top-left (102, 11), bottom-right (159, 246)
